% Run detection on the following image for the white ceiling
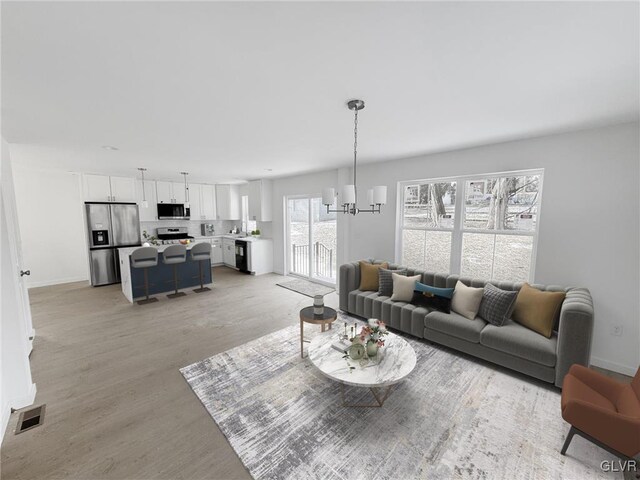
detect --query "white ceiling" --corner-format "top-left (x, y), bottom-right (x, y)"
top-left (2, 1), bottom-right (638, 183)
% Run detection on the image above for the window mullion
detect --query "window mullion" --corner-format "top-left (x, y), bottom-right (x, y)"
top-left (450, 181), bottom-right (464, 275)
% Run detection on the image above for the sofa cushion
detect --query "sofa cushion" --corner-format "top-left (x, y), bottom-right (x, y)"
top-left (378, 267), bottom-right (407, 296)
top-left (480, 320), bottom-right (558, 367)
top-left (478, 283), bottom-right (518, 326)
top-left (358, 261), bottom-right (388, 291)
top-left (390, 274), bottom-right (421, 302)
top-left (424, 310), bottom-right (487, 343)
top-left (512, 283), bottom-right (565, 338)
top-left (451, 281), bottom-right (484, 320)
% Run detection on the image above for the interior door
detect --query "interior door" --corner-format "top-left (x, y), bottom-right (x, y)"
top-left (1, 144), bottom-right (35, 349)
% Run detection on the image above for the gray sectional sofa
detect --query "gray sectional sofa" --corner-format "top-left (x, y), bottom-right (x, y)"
top-left (339, 261), bottom-right (594, 388)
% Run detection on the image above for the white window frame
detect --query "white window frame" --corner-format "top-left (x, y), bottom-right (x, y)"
top-left (395, 168), bottom-right (544, 282)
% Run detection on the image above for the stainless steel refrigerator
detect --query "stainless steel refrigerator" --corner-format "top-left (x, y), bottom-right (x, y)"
top-left (85, 203), bottom-right (141, 286)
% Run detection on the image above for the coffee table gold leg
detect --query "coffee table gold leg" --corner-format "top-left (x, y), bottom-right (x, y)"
top-left (340, 383), bottom-right (394, 407)
top-left (321, 323), bottom-right (325, 333)
top-left (300, 319), bottom-right (304, 358)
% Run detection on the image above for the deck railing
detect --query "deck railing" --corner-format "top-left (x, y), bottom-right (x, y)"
top-left (292, 242), bottom-right (334, 279)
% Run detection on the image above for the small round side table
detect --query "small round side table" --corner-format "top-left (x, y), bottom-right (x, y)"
top-left (299, 306), bottom-right (337, 358)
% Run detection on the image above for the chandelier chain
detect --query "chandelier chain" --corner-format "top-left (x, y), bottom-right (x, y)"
top-left (353, 108), bottom-right (358, 197)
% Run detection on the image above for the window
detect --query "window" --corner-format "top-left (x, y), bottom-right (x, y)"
top-left (398, 170), bottom-right (543, 282)
top-left (241, 195), bottom-right (257, 234)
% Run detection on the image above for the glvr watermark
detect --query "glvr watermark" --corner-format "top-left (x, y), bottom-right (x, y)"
top-left (600, 459), bottom-right (638, 473)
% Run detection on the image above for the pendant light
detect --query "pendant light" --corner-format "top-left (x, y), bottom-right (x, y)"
top-left (323, 99), bottom-right (387, 215)
top-left (180, 172), bottom-right (190, 208)
top-left (138, 168), bottom-right (148, 208)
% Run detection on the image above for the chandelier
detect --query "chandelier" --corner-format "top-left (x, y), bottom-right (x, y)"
top-left (322, 99), bottom-right (387, 215)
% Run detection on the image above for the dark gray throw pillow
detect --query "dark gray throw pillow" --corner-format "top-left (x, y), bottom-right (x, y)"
top-left (378, 268), bottom-right (407, 297)
top-left (479, 283), bottom-right (518, 326)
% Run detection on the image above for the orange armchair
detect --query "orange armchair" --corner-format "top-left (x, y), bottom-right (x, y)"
top-left (561, 364), bottom-right (640, 463)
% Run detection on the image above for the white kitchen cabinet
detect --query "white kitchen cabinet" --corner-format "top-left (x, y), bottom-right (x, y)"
top-left (222, 238), bottom-right (236, 267)
top-left (248, 179), bottom-right (273, 222)
top-left (155, 181), bottom-right (173, 203)
top-left (155, 181), bottom-right (188, 204)
top-left (173, 181), bottom-right (187, 203)
top-left (211, 238), bottom-right (223, 264)
top-left (199, 184), bottom-right (217, 220)
top-left (187, 183), bottom-right (201, 219)
top-left (83, 174), bottom-right (136, 202)
top-left (83, 174), bottom-right (112, 201)
top-left (109, 176), bottom-right (136, 202)
top-left (216, 184), bottom-right (241, 220)
top-left (135, 179), bottom-right (157, 222)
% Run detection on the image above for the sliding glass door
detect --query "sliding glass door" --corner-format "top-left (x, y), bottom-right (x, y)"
top-left (287, 196), bottom-right (337, 284)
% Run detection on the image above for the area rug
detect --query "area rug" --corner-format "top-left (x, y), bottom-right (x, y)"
top-left (180, 316), bottom-right (619, 480)
top-left (276, 278), bottom-right (335, 298)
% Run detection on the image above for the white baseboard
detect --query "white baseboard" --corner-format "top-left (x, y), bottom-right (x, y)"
top-left (591, 356), bottom-right (637, 377)
top-left (1, 383), bottom-right (37, 442)
top-left (27, 276), bottom-right (88, 288)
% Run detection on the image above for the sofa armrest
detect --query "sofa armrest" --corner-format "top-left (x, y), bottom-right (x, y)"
top-left (555, 288), bottom-right (594, 387)
top-left (339, 262), bottom-right (361, 312)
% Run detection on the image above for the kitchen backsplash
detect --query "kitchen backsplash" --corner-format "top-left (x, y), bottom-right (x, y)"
top-left (140, 220), bottom-right (236, 238)
top-left (140, 220), bottom-right (272, 238)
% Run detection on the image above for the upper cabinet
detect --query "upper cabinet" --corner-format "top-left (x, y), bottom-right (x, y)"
top-left (198, 184), bottom-right (217, 220)
top-left (216, 184), bottom-right (241, 220)
top-left (109, 176), bottom-right (136, 203)
top-left (83, 174), bottom-right (136, 203)
top-left (135, 179), bottom-right (157, 222)
top-left (248, 179), bottom-right (273, 222)
top-left (156, 181), bottom-right (188, 204)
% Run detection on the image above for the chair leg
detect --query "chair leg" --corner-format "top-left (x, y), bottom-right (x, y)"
top-left (194, 260), bottom-right (211, 293)
top-left (561, 426), bottom-right (576, 455)
top-left (167, 264), bottom-right (186, 299)
top-left (136, 267), bottom-right (158, 305)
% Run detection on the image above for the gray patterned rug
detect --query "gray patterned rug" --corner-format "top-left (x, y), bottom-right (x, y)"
top-left (180, 316), bottom-right (619, 480)
top-left (276, 278), bottom-right (335, 298)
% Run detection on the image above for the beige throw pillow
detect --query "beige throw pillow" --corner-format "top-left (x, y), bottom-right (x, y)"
top-left (390, 273), bottom-right (421, 302)
top-left (451, 280), bottom-right (484, 320)
top-left (358, 261), bottom-right (389, 291)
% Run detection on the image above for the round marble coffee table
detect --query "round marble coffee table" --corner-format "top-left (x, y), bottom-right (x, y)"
top-left (308, 327), bottom-right (417, 407)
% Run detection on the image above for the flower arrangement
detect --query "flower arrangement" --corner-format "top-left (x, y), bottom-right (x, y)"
top-left (357, 319), bottom-right (389, 348)
top-left (142, 230), bottom-right (159, 246)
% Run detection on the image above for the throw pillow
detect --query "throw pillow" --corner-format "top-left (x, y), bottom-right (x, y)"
top-left (359, 261), bottom-right (389, 291)
top-left (450, 280), bottom-right (484, 320)
top-left (411, 282), bottom-right (453, 313)
top-left (412, 282), bottom-right (455, 313)
top-left (378, 268), bottom-right (407, 297)
top-left (390, 273), bottom-right (421, 302)
top-left (512, 283), bottom-right (566, 338)
top-left (478, 283), bottom-right (519, 326)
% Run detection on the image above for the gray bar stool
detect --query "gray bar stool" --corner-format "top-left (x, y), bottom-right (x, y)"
top-left (190, 242), bottom-right (212, 293)
top-left (162, 244), bottom-right (187, 299)
top-left (130, 247), bottom-right (159, 305)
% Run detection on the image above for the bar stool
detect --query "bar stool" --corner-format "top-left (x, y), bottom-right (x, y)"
top-left (162, 244), bottom-right (187, 299)
top-left (130, 247), bottom-right (159, 305)
top-left (190, 242), bottom-right (212, 293)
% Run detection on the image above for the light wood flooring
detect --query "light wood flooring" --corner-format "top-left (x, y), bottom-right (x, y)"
top-left (2, 268), bottom-right (632, 479)
top-left (2, 267), bottom-right (339, 480)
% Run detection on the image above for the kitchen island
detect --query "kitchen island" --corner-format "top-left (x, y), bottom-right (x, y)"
top-left (118, 244), bottom-right (212, 303)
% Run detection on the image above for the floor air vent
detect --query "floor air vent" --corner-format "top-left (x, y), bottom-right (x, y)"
top-left (15, 404), bottom-right (45, 434)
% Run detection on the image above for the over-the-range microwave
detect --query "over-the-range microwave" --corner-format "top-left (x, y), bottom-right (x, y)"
top-left (157, 203), bottom-right (190, 220)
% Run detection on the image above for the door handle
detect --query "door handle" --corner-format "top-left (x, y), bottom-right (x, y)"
top-left (20, 270), bottom-right (31, 277)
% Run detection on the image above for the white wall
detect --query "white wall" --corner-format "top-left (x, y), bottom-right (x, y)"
top-left (11, 162), bottom-right (88, 287)
top-left (1, 138), bottom-right (36, 439)
top-left (271, 122), bottom-right (640, 375)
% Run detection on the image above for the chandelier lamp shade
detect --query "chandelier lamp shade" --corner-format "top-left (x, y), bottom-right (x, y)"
top-left (323, 99), bottom-right (387, 215)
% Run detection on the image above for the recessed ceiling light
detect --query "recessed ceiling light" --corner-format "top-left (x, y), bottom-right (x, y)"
top-left (266, 168), bottom-right (273, 172)
top-left (101, 145), bottom-right (119, 151)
